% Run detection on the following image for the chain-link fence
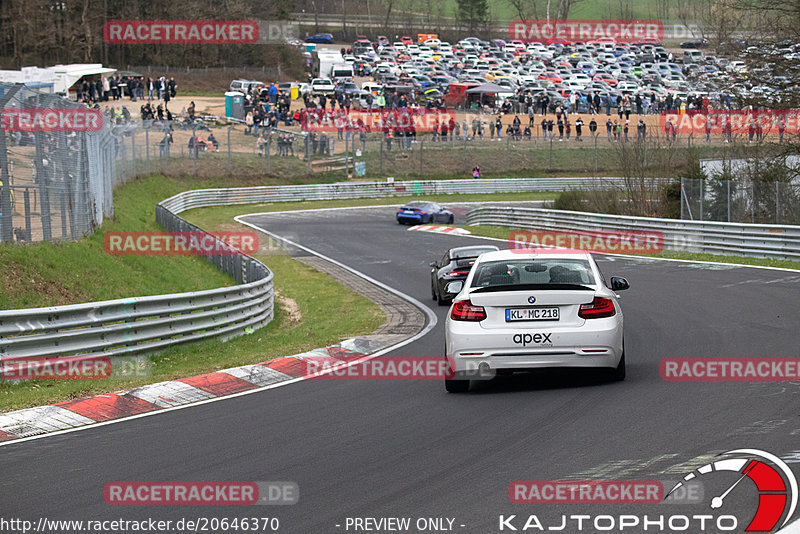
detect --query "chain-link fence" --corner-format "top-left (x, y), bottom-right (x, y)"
top-left (107, 113), bottom-right (731, 182)
top-left (681, 177), bottom-right (800, 224)
top-left (0, 83), bottom-right (122, 244)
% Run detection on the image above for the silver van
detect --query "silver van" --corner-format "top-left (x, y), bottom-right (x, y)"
top-left (682, 49), bottom-right (704, 64)
top-left (229, 79), bottom-right (265, 93)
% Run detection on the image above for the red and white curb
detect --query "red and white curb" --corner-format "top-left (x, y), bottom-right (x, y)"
top-left (0, 338), bottom-right (377, 443)
top-left (407, 225), bottom-right (471, 235)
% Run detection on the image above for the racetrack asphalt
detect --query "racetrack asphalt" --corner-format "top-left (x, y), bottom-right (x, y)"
top-left (1, 205), bottom-right (798, 533)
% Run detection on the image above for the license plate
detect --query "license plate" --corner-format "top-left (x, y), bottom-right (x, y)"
top-left (505, 307), bottom-right (559, 322)
top-left (403, 210), bottom-right (414, 214)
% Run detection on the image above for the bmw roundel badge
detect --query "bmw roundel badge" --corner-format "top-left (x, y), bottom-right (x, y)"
top-left (528, 296), bottom-right (536, 304)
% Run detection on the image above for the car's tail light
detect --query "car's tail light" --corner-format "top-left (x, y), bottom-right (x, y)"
top-left (578, 297), bottom-right (616, 319)
top-left (451, 300), bottom-right (486, 321)
top-left (446, 270), bottom-right (470, 277)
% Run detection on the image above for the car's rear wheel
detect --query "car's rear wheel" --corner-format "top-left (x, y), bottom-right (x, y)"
top-left (436, 289), bottom-right (449, 306)
top-left (445, 376), bottom-right (470, 393)
top-left (608, 347), bottom-right (626, 382)
top-left (431, 281), bottom-right (438, 300)
top-left (448, 215), bottom-right (454, 224)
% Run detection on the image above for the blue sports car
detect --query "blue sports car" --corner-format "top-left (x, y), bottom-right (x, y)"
top-left (306, 33), bottom-right (334, 44)
top-left (396, 201), bottom-right (455, 225)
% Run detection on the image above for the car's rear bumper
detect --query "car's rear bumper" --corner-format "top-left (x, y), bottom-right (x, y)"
top-left (397, 214), bottom-right (425, 224)
top-left (446, 318), bottom-right (623, 372)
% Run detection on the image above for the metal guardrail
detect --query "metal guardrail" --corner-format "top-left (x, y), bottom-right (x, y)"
top-left (155, 177), bottom-right (666, 210)
top-left (0, 177), bottom-right (662, 362)
top-left (465, 206), bottom-right (800, 261)
top-left (0, 194), bottom-right (274, 362)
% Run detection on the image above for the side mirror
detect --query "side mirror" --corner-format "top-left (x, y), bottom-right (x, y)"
top-left (610, 276), bottom-right (630, 291)
top-left (429, 261), bottom-right (438, 268)
top-left (444, 281), bottom-right (464, 295)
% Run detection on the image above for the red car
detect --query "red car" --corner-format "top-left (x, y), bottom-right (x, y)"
top-left (538, 72), bottom-right (563, 84)
top-left (401, 36), bottom-right (413, 46)
top-left (593, 73), bottom-right (618, 87)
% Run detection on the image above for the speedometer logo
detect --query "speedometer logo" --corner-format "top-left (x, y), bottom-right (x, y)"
top-left (665, 449), bottom-right (798, 531)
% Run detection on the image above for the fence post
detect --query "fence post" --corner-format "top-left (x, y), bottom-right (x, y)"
top-left (266, 139), bottom-right (271, 174)
top-left (34, 132), bottom-right (52, 242)
top-left (549, 136), bottom-right (553, 170)
top-left (0, 122), bottom-right (12, 243)
top-left (131, 133), bottom-right (136, 176)
top-left (419, 139), bottom-right (424, 175)
top-left (699, 178), bottom-right (703, 221)
top-left (463, 134), bottom-right (467, 175)
top-left (680, 176), bottom-right (684, 220)
top-left (24, 189), bottom-right (31, 241)
top-left (227, 126), bottom-right (233, 174)
top-left (192, 124), bottom-right (197, 176)
top-left (345, 134), bottom-right (349, 176)
top-left (506, 135), bottom-right (510, 174)
top-left (594, 134), bottom-right (598, 176)
top-left (380, 134), bottom-right (384, 175)
top-left (776, 181), bottom-right (780, 224)
top-left (145, 126), bottom-right (150, 175)
top-left (305, 135), bottom-right (311, 174)
top-left (727, 179), bottom-right (731, 222)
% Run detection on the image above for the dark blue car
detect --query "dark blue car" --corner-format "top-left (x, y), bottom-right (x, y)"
top-left (306, 33), bottom-right (334, 44)
top-left (396, 201), bottom-right (454, 225)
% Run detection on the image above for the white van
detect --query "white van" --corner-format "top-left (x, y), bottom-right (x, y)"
top-left (331, 64), bottom-right (355, 80)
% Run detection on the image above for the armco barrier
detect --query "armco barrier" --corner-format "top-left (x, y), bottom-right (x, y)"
top-left (465, 207), bottom-right (800, 261)
top-left (153, 177), bottom-right (666, 210)
top-left (0, 177), bottom-right (658, 363)
top-left (0, 198), bottom-right (273, 363)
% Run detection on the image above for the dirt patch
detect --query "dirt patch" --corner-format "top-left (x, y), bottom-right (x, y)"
top-left (1, 262), bottom-right (90, 308)
top-left (275, 289), bottom-right (302, 326)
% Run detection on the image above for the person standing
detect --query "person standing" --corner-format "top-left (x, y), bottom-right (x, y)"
top-left (589, 118), bottom-right (597, 138)
top-left (472, 165), bottom-right (480, 179)
top-left (575, 117), bottom-right (584, 141)
top-left (495, 116), bottom-right (503, 139)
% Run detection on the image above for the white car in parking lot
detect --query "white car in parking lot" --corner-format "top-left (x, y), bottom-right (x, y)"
top-left (443, 250), bottom-right (629, 393)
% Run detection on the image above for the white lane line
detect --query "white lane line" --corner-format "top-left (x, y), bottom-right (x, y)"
top-left (779, 517), bottom-right (800, 533)
top-left (0, 222), bottom-right (439, 448)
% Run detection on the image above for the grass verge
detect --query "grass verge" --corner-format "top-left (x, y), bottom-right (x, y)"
top-left (0, 174), bottom-right (388, 412)
top-left (181, 191), bottom-right (558, 229)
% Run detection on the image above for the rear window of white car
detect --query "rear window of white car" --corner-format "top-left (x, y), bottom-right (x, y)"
top-left (471, 259), bottom-right (596, 289)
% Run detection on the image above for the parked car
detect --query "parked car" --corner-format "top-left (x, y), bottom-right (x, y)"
top-left (306, 33), bottom-right (334, 44)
